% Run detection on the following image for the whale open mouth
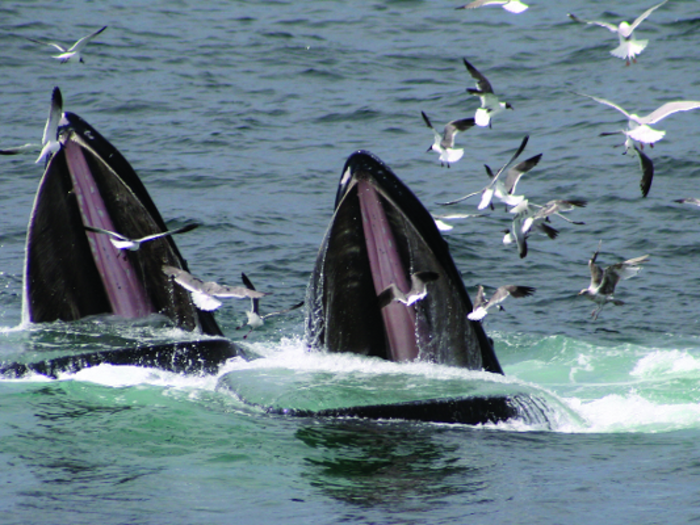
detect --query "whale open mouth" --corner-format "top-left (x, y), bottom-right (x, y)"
top-left (23, 112), bottom-right (222, 336)
top-left (306, 151), bottom-right (502, 373)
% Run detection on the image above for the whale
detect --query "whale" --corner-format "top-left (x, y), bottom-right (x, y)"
top-left (219, 151), bottom-right (549, 426)
top-left (6, 108), bottom-right (241, 376)
top-left (23, 110), bottom-right (222, 336)
top-left (305, 150), bottom-right (502, 372)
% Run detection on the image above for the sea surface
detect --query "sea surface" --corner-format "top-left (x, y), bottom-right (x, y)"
top-left (1, 1), bottom-right (700, 523)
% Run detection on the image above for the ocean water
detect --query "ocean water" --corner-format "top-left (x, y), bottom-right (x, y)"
top-left (1, 1), bottom-right (700, 523)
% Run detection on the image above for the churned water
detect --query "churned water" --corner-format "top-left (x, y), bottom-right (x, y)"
top-left (1, 1), bottom-right (700, 523)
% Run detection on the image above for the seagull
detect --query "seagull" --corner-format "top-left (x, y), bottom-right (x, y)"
top-left (578, 242), bottom-right (650, 320)
top-left (437, 135), bottom-right (534, 210)
top-left (421, 111), bottom-right (476, 167)
top-left (568, 0), bottom-right (668, 65)
top-left (503, 199), bottom-right (583, 259)
top-left (84, 223), bottom-right (199, 251)
top-left (235, 273), bottom-right (304, 338)
top-left (456, 0), bottom-right (528, 14)
top-left (502, 214), bottom-right (531, 259)
top-left (468, 284), bottom-right (536, 321)
top-left (520, 199), bottom-right (587, 236)
top-left (377, 271), bottom-right (440, 308)
top-left (0, 86), bottom-right (63, 164)
top-left (23, 25), bottom-right (107, 63)
top-left (162, 265), bottom-right (268, 312)
top-left (674, 198), bottom-right (700, 207)
top-left (575, 92), bottom-right (700, 148)
top-left (463, 58), bottom-right (513, 128)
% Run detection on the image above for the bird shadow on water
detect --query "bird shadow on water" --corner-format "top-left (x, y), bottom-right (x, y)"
top-left (295, 418), bottom-right (494, 509)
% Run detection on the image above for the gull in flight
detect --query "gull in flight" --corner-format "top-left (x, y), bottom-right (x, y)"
top-left (502, 209), bottom-right (557, 259)
top-left (463, 58), bottom-right (513, 128)
top-left (578, 241), bottom-right (650, 320)
top-left (235, 273), bottom-right (304, 338)
top-left (0, 86), bottom-right (63, 164)
top-left (421, 111), bottom-right (476, 167)
top-left (23, 25), bottom-right (107, 63)
top-left (438, 135), bottom-right (536, 210)
top-left (84, 223), bottom-right (199, 251)
top-left (163, 266), bottom-right (268, 312)
top-left (674, 198), bottom-right (700, 207)
top-left (456, 0), bottom-right (528, 14)
top-left (503, 199), bottom-right (584, 259)
top-left (568, 0), bottom-right (668, 65)
top-left (575, 92), bottom-right (700, 148)
top-left (377, 271), bottom-right (439, 308)
top-left (468, 284), bottom-right (536, 321)
top-left (520, 199), bottom-right (587, 236)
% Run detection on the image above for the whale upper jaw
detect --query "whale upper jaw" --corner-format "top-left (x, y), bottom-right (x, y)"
top-left (305, 150), bottom-right (503, 374)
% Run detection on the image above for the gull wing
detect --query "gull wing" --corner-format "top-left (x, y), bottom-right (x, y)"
top-left (0, 143), bottom-right (39, 155)
top-left (241, 272), bottom-right (261, 316)
top-left (436, 189), bottom-right (481, 206)
top-left (504, 153), bottom-right (541, 194)
top-left (261, 300), bottom-right (304, 320)
top-left (67, 26), bottom-right (107, 52)
top-left (463, 58), bottom-right (493, 95)
top-left (23, 36), bottom-right (67, 52)
top-left (487, 285), bottom-right (535, 309)
top-left (588, 243), bottom-right (603, 289)
top-left (641, 100), bottom-right (700, 125)
top-left (137, 222), bottom-right (199, 243)
top-left (627, 0), bottom-right (668, 35)
top-left (633, 145), bottom-right (654, 198)
top-left (442, 117), bottom-right (476, 148)
top-left (84, 225), bottom-right (129, 242)
top-left (41, 87), bottom-right (63, 147)
top-left (575, 92), bottom-right (634, 120)
top-left (163, 265), bottom-right (267, 301)
top-left (472, 285), bottom-right (486, 310)
top-left (567, 13), bottom-right (618, 33)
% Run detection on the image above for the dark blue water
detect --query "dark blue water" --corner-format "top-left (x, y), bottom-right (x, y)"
top-left (2, 1), bottom-right (700, 523)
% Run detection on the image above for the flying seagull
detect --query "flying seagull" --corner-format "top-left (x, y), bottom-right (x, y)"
top-left (578, 241), bottom-right (650, 320)
top-left (463, 57), bottom-right (513, 128)
top-left (84, 223), bottom-right (199, 251)
top-left (0, 86), bottom-right (63, 164)
top-left (568, 0), bottom-right (668, 65)
top-left (456, 0), bottom-right (528, 14)
top-left (674, 198), bottom-right (700, 207)
top-left (437, 135), bottom-right (533, 210)
top-left (503, 198), bottom-right (583, 259)
top-left (575, 92), bottom-right (700, 148)
top-left (377, 271), bottom-right (439, 308)
top-left (520, 199), bottom-right (587, 236)
top-left (23, 25), bottom-right (107, 63)
top-left (421, 111), bottom-right (476, 167)
top-left (163, 265), bottom-right (268, 312)
top-left (468, 284), bottom-right (536, 321)
top-left (235, 273), bottom-right (304, 338)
